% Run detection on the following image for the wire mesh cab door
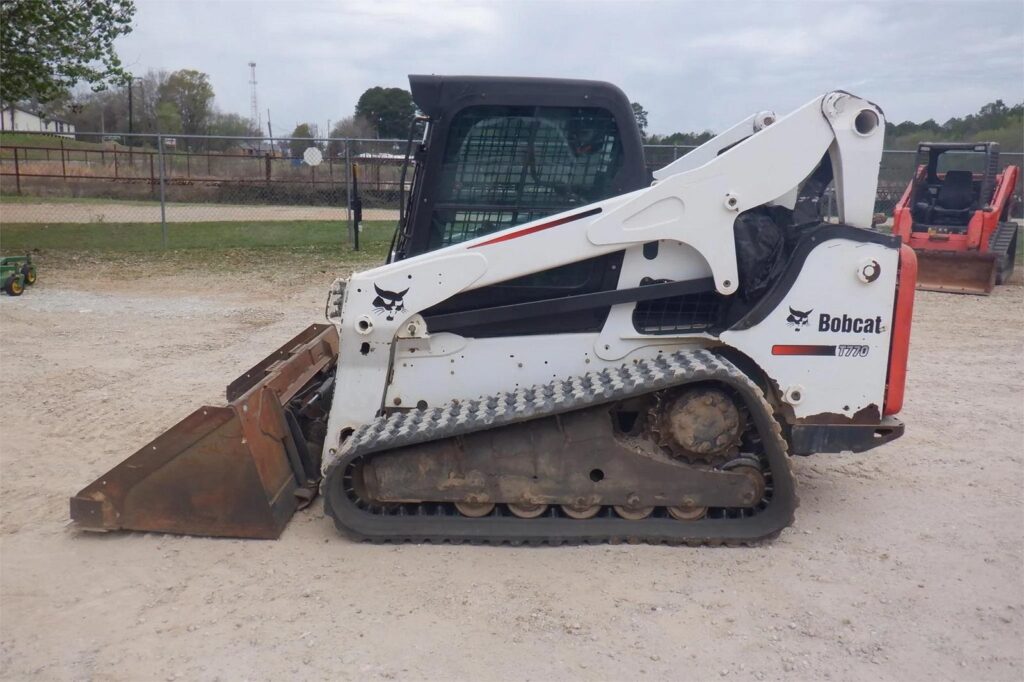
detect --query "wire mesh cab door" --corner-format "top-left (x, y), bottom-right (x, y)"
top-left (397, 75), bottom-right (649, 336)
top-left (401, 75), bottom-right (647, 258)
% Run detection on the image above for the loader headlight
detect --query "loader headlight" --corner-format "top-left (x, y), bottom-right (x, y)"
top-left (355, 315), bottom-right (374, 334)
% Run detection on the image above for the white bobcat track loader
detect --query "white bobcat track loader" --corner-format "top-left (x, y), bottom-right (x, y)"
top-left (72, 77), bottom-right (917, 545)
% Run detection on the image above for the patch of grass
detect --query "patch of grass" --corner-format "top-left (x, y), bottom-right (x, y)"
top-left (0, 219), bottom-right (396, 256)
top-left (0, 194), bottom-right (164, 206)
top-left (0, 133), bottom-right (119, 151)
top-left (35, 245), bottom-right (385, 279)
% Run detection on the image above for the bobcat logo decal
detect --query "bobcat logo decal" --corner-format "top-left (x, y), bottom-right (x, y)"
top-left (786, 307), bottom-right (812, 331)
top-left (372, 284), bottom-right (408, 321)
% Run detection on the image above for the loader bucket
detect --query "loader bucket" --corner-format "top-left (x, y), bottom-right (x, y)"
top-left (70, 324), bottom-right (339, 539)
top-left (914, 249), bottom-right (998, 295)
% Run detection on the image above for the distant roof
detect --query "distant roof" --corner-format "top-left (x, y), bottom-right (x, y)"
top-left (0, 101), bottom-right (72, 124)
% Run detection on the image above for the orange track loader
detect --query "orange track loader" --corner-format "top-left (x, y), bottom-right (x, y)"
top-left (891, 142), bottom-right (1019, 294)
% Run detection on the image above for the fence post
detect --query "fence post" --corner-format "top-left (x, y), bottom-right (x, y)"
top-left (264, 152), bottom-right (271, 185)
top-left (345, 139), bottom-right (353, 249)
top-left (60, 138), bottom-right (67, 180)
top-left (158, 135), bottom-right (168, 249)
top-left (351, 162), bottom-right (360, 252)
top-left (13, 148), bottom-right (21, 195)
top-left (149, 151), bottom-right (156, 197)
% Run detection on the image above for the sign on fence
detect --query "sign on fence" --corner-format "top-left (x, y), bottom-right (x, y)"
top-left (303, 147), bottom-right (323, 166)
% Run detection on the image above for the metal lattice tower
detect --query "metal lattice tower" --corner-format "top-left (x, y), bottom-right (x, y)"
top-left (248, 62), bottom-right (261, 132)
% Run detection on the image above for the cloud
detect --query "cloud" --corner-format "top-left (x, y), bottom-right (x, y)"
top-left (685, 4), bottom-right (881, 65)
top-left (114, 0), bottom-right (1024, 136)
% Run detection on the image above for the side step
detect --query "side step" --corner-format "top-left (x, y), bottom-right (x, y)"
top-left (70, 324), bottom-right (338, 539)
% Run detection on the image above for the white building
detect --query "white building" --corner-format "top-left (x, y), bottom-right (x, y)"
top-left (0, 103), bottom-right (76, 137)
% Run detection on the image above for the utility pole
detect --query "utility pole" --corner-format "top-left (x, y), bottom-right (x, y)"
top-left (127, 75), bottom-right (134, 142)
top-left (266, 108), bottom-right (273, 154)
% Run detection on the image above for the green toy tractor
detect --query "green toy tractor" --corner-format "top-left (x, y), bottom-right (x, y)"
top-left (1, 254), bottom-right (37, 296)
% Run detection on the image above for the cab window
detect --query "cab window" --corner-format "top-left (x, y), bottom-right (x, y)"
top-left (427, 105), bottom-right (624, 251)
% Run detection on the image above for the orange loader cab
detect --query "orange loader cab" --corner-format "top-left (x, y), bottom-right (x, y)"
top-left (891, 142), bottom-right (1018, 294)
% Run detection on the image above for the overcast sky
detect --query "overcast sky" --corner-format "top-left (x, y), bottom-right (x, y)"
top-left (115, 0), bottom-right (1024, 136)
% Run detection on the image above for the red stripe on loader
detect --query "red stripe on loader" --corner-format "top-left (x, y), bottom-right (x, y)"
top-left (771, 344), bottom-right (837, 356)
top-left (467, 207), bottom-right (602, 248)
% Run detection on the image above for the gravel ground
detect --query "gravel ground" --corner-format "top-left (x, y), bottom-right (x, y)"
top-left (0, 255), bottom-right (1021, 681)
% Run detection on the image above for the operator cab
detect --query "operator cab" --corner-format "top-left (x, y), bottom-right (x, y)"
top-left (910, 142), bottom-right (1000, 233)
top-left (384, 75), bottom-right (650, 337)
top-left (392, 75), bottom-right (649, 261)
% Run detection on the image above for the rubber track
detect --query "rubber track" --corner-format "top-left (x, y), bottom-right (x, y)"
top-left (322, 349), bottom-right (798, 546)
top-left (989, 222), bottom-right (1017, 255)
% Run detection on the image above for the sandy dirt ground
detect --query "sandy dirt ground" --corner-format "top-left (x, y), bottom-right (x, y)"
top-left (1, 202), bottom-right (399, 223)
top-left (0, 255), bottom-right (1021, 681)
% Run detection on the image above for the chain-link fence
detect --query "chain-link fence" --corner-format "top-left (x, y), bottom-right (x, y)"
top-left (1, 131), bottom-right (1020, 250)
top-left (0, 131), bottom-right (407, 250)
